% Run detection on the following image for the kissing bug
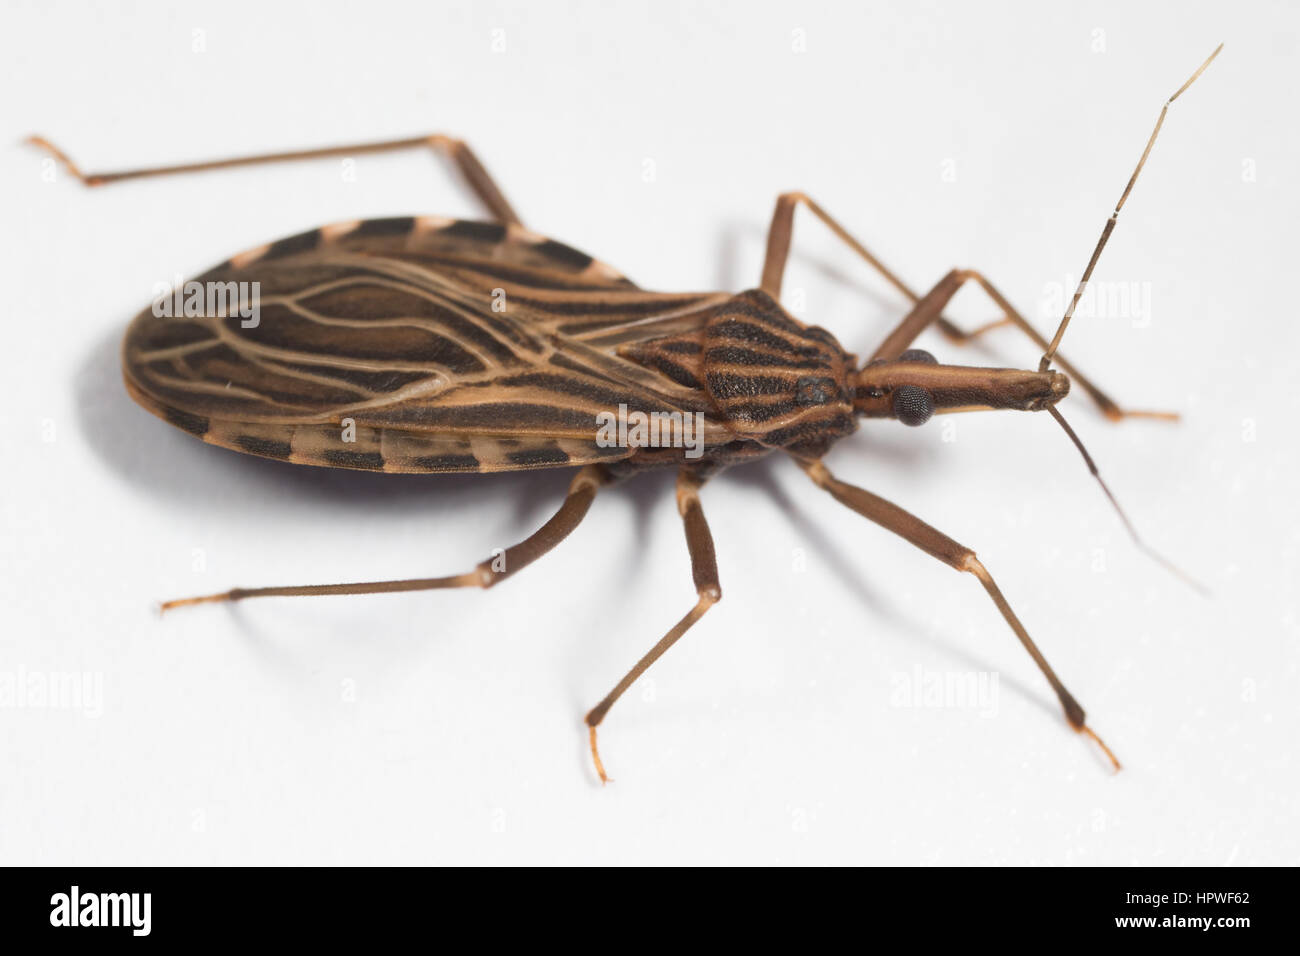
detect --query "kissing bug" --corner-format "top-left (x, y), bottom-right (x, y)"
top-left (31, 46), bottom-right (1220, 782)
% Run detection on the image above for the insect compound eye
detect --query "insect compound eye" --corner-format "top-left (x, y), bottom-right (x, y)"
top-left (892, 385), bottom-right (934, 426)
top-left (898, 348), bottom-right (938, 364)
top-left (795, 375), bottom-right (831, 407)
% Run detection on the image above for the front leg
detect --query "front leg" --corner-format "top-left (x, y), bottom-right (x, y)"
top-left (759, 193), bottom-right (1170, 421)
top-left (870, 269), bottom-right (1176, 422)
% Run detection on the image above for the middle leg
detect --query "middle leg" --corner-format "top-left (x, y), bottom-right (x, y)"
top-left (160, 464), bottom-right (609, 610)
top-left (584, 467), bottom-right (722, 783)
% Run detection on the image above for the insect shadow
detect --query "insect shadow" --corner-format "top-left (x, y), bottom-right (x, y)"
top-left (75, 325), bottom-right (572, 523)
top-left (718, 463), bottom-right (1054, 724)
top-left (73, 323), bottom-right (667, 641)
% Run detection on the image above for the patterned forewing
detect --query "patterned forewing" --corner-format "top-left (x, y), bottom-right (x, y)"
top-left (122, 217), bottom-right (735, 472)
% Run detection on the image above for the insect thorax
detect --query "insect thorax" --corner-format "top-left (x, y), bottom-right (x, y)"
top-left (620, 289), bottom-right (858, 459)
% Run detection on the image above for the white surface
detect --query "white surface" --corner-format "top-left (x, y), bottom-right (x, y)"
top-left (2, 0), bottom-right (1296, 866)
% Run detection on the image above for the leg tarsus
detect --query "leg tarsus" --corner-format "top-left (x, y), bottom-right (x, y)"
top-left (1103, 407), bottom-right (1180, 423)
top-left (588, 726), bottom-right (611, 785)
top-left (1080, 724), bottom-right (1123, 772)
top-left (26, 135), bottom-right (106, 185)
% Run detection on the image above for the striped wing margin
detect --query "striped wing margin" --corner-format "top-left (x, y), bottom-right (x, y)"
top-left (123, 216), bottom-right (736, 473)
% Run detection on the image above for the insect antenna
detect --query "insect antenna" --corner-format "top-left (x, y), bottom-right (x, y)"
top-left (1047, 405), bottom-right (1207, 595)
top-left (1039, 44), bottom-right (1223, 372)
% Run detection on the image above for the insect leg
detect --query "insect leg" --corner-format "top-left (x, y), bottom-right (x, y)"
top-left (26, 133), bottom-right (521, 224)
top-left (584, 468), bottom-right (720, 783)
top-left (871, 268), bottom-right (1176, 422)
top-left (761, 195), bottom-right (1168, 421)
top-left (159, 465), bottom-right (608, 611)
top-left (799, 458), bottom-right (1121, 771)
top-left (760, 191), bottom-right (1000, 346)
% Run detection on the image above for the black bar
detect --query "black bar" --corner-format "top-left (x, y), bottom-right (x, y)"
top-left (0, 866), bottom-right (1280, 943)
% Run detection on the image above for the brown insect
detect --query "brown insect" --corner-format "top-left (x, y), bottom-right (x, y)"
top-left (32, 47), bottom-right (1219, 782)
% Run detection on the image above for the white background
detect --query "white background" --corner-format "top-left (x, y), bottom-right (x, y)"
top-left (2, 0), bottom-right (1296, 865)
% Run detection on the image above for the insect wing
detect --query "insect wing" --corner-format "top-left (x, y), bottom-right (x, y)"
top-left (123, 217), bottom-right (733, 472)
